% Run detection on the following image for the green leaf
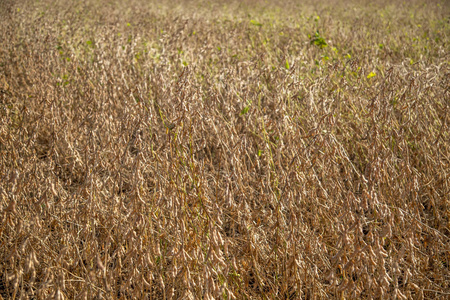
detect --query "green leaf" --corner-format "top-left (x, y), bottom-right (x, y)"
top-left (250, 20), bottom-right (262, 27)
top-left (240, 100), bottom-right (252, 115)
top-left (285, 58), bottom-right (290, 70)
top-left (257, 150), bottom-right (263, 157)
top-left (240, 106), bottom-right (250, 115)
top-left (310, 31), bottom-right (327, 48)
top-left (367, 72), bottom-right (376, 79)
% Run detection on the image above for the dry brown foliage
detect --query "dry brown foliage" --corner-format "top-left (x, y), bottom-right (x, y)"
top-left (1, 0), bottom-right (449, 298)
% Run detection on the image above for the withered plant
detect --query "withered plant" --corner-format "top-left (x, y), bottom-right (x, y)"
top-left (1, 0), bottom-right (449, 299)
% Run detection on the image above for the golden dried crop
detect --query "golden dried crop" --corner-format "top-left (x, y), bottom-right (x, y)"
top-left (1, 0), bottom-right (449, 299)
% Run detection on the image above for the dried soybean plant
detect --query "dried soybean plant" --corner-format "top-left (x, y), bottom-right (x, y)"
top-left (0, 0), bottom-right (449, 299)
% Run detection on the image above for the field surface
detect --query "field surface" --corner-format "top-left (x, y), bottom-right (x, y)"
top-left (1, 0), bottom-right (449, 299)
